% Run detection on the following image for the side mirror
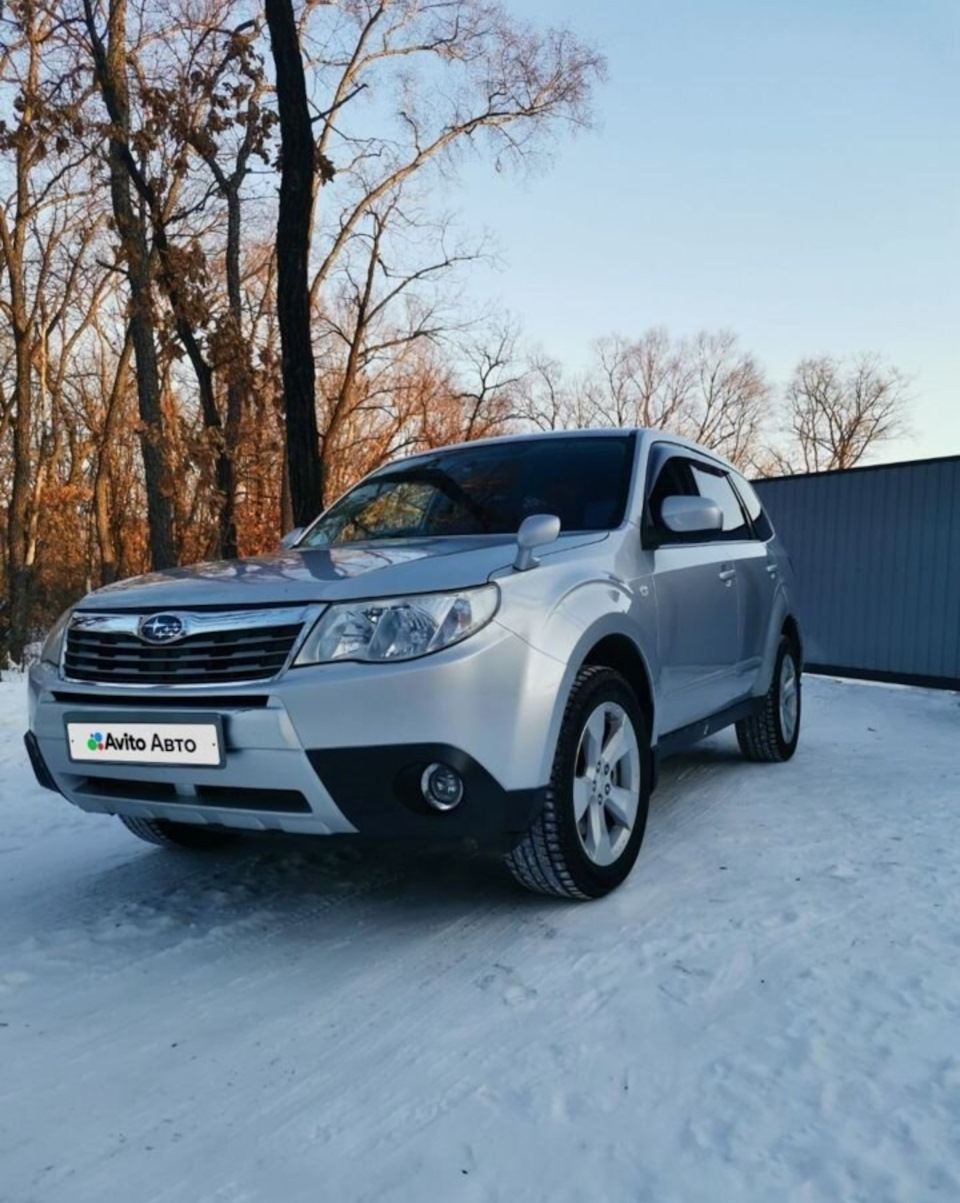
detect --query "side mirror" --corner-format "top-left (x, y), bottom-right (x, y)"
top-left (660, 496), bottom-right (723, 536)
top-left (513, 513), bottom-right (561, 571)
top-left (279, 527), bottom-right (304, 550)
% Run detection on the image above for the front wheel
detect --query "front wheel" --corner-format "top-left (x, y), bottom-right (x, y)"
top-left (119, 815), bottom-right (234, 850)
top-left (504, 666), bottom-right (651, 900)
top-left (736, 636), bottom-right (802, 763)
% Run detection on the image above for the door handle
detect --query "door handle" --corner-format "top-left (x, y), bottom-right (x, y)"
top-left (718, 567), bottom-right (736, 582)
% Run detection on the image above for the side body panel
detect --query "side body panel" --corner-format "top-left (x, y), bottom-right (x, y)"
top-left (491, 547), bottom-right (659, 784)
top-left (650, 543), bottom-right (741, 731)
top-left (497, 431), bottom-right (805, 786)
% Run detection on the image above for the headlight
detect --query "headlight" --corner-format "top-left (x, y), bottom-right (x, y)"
top-left (294, 585), bottom-right (499, 665)
top-left (40, 608), bottom-right (73, 670)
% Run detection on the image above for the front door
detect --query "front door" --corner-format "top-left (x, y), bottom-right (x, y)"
top-left (646, 453), bottom-right (743, 734)
top-left (653, 543), bottom-right (742, 733)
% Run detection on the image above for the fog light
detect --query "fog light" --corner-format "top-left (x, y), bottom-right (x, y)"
top-left (421, 763), bottom-right (464, 811)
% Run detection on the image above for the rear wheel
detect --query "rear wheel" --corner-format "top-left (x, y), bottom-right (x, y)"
top-left (504, 666), bottom-right (651, 900)
top-left (119, 815), bottom-right (233, 850)
top-left (736, 635), bottom-right (801, 762)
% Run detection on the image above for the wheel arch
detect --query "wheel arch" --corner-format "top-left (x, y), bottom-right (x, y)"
top-left (536, 618), bottom-right (659, 788)
top-left (580, 633), bottom-right (655, 742)
top-left (756, 595), bottom-right (804, 697)
top-left (781, 614), bottom-right (803, 669)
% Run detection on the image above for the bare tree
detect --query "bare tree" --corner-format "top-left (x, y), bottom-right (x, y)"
top-left (264, 0), bottom-right (324, 530)
top-left (172, 5), bottom-right (277, 556)
top-left (87, 321), bottom-right (133, 586)
top-left (0, 4), bottom-right (46, 662)
top-left (585, 330), bottom-right (694, 431)
top-left (81, 0), bottom-right (176, 569)
top-left (0, 2), bottom-right (108, 657)
top-left (778, 354), bottom-right (911, 473)
top-left (81, 0), bottom-right (270, 559)
top-left (685, 331), bottom-right (770, 467)
top-left (314, 194), bottom-right (486, 505)
top-left (578, 329), bottom-right (770, 467)
top-left (263, 0), bottom-right (604, 525)
top-left (451, 321), bottom-right (529, 443)
top-left (516, 355), bottom-right (573, 431)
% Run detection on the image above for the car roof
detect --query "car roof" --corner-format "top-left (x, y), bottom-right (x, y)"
top-left (384, 427), bottom-right (738, 473)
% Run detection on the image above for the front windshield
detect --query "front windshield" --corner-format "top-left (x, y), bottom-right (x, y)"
top-left (300, 435), bottom-right (636, 547)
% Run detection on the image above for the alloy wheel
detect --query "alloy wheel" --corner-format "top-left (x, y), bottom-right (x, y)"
top-left (779, 653), bottom-right (799, 743)
top-left (573, 701), bottom-right (642, 867)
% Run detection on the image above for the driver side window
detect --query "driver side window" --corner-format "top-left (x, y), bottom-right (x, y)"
top-left (646, 456), bottom-right (698, 534)
top-left (645, 452), bottom-right (750, 544)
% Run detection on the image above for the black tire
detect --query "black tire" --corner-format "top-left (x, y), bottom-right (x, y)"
top-left (504, 666), bottom-right (652, 900)
top-left (736, 635), bottom-right (801, 763)
top-left (119, 815), bottom-right (233, 850)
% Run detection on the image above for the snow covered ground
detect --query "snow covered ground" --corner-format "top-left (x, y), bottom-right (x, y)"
top-left (1, 675), bottom-right (959, 1203)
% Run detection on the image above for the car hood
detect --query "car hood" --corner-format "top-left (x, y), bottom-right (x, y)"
top-left (76, 533), bottom-right (607, 611)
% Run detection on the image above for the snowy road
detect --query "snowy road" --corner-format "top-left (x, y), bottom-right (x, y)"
top-left (2, 676), bottom-right (959, 1203)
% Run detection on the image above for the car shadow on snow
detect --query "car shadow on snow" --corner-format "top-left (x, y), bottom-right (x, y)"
top-left (30, 735), bottom-right (759, 952)
top-left (43, 831), bottom-right (527, 937)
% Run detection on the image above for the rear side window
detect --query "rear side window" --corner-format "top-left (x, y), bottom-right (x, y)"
top-left (689, 464), bottom-right (750, 540)
top-left (730, 472), bottom-right (774, 541)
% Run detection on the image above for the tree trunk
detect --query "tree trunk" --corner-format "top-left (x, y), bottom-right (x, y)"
top-left (280, 446), bottom-right (294, 535)
top-left (84, 0), bottom-right (176, 570)
top-left (1, 25), bottom-right (38, 664)
top-left (6, 308), bottom-right (33, 663)
top-left (147, 215), bottom-right (228, 558)
top-left (92, 330), bottom-right (134, 586)
top-left (93, 466), bottom-right (118, 586)
top-left (264, 0), bottom-right (322, 528)
top-left (219, 182), bottom-right (245, 558)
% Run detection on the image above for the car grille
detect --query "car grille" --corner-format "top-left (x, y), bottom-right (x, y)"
top-left (64, 621), bottom-right (304, 685)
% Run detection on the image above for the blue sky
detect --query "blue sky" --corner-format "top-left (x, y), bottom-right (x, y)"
top-left (450, 0), bottom-right (959, 461)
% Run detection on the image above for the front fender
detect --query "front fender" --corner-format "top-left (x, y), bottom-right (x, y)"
top-left (495, 572), bottom-right (659, 783)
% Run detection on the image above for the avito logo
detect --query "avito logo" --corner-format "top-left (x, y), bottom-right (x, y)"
top-left (85, 729), bottom-right (199, 755)
top-left (86, 730), bottom-right (149, 753)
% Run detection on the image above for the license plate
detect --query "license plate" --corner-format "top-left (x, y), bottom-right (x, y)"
top-left (65, 714), bottom-right (224, 767)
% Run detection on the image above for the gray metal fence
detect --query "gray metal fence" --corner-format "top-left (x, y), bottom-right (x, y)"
top-left (754, 455), bottom-right (960, 689)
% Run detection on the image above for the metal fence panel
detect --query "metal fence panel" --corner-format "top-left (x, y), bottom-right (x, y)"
top-left (754, 456), bottom-right (960, 689)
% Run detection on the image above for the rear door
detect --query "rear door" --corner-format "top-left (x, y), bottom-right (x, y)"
top-left (645, 451), bottom-right (742, 734)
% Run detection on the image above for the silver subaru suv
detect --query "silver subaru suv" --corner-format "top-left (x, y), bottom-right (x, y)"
top-left (26, 430), bottom-right (802, 899)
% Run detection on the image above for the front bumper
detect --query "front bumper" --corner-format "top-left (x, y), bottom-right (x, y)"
top-left (26, 621), bottom-right (563, 841)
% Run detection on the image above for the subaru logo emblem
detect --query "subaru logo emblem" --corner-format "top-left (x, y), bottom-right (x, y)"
top-left (139, 613), bottom-right (186, 644)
